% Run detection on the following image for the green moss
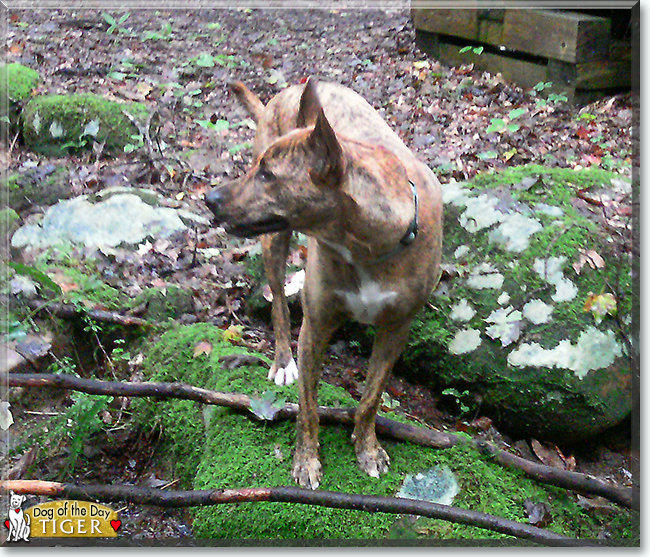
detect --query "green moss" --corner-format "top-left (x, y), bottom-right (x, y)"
top-left (0, 63), bottom-right (40, 132)
top-left (22, 94), bottom-right (148, 157)
top-left (0, 63), bottom-right (40, 103)
top-left (471, 164), bottom-right (624, 196)
top-left (138, 323), bottom-right (637, 541)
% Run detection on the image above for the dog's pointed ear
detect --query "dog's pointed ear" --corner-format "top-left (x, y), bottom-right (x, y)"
top-left (307, 108), bottom-right (344, 187)
top-left (297, 77), bottom-right (322, 128)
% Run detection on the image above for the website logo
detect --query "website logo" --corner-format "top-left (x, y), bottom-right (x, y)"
top-left (4, 493), bottom-right (120, 541)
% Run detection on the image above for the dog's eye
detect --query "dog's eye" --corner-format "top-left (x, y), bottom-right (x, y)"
top-left (257, 166), bottom-right (275, 183)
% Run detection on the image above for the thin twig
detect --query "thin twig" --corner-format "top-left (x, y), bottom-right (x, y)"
top-left (6, 372), bottom-right (634, 509)
top-left (1, 480), bottom-right (575, 545)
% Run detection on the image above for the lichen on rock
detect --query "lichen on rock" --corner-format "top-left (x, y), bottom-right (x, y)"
top-left (402, 165), bottom-right (634, 442)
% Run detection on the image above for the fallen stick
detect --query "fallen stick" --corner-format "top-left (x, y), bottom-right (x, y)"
top-left (6, 373), bottom-right (634, 510)
top-left (26, 299), bottom-right (151, 328)
top-left (1, 480), bottom-right (574, 545)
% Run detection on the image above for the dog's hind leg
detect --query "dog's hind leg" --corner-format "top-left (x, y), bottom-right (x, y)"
top-left (352, 321), bottom-right (411, 478)
top-left (261, 231), bottom-right (298, 385)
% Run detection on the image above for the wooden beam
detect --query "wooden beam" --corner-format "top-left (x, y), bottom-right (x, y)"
top-left (412, 8), bottom-right (478, 42)
top-left (503, 9), bottom-right (610, 63)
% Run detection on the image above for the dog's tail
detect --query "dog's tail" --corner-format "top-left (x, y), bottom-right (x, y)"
top-left (230, 81), bottom-right (266, 122)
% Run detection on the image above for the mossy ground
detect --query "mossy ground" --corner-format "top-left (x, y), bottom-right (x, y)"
top-left (137, 323), bottom-right (636, 542)
top-left (22, 94), bottom-right (148, 157)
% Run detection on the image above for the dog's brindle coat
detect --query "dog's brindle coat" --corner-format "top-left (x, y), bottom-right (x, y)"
top-left (205, 79), bottom-right (442, 489)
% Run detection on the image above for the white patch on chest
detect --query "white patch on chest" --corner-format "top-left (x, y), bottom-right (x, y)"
top-left (338, 277), bottom-right (398, 325)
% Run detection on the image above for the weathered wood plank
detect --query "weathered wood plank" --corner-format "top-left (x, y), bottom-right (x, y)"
top-left (478, 19), bottom-right (503, 45)
top-left (412, 8), bottom-right (478, 41)
top-left (503, 9), bottom-right (610, 63)
top-left (550, 45), bottom-right (632, 91)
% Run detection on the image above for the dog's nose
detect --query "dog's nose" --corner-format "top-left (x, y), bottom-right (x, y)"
top-left (204, 187), bottom-right (224, 217)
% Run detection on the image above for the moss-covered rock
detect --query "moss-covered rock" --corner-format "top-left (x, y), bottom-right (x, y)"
top-left (3, 165), bottom-right (70, 211)
top-left (138, 323), bottom-right (636, 541)
top-left (401, 165), bottom-right (633, 442)
top-left (0, 63), bottom-right (40, 133)
top-left (137, 286), bottom-right (195, 322)
top-left (22, 94), bottom-right (148, 157)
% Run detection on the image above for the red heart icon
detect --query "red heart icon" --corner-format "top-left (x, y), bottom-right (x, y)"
top-left (4, 519), bottom-right (9, 529)
top-left (14, 509), bottom-right (20, 513)
top-left (110, 520), bottom-right (121, 532)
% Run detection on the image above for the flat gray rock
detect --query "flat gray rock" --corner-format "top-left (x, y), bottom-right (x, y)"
top-left (11, 188), bottom-right (208, 250)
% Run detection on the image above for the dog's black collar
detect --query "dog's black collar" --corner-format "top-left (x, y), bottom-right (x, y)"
top-left (373, 180), bottom-right (419, 264)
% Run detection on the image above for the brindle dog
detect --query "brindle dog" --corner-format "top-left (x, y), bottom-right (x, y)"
top-left (205, 78), bottom-right (442, 489)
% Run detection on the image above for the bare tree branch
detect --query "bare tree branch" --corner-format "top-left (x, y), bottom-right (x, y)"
top-left (6, 373), bottom-right (634, 510)
top-left (26, 299), bottom-right (151, 328)
top-left (1, 480), bottom-right (574, 545)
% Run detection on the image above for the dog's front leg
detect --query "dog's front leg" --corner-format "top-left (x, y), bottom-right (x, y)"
top-left (352, 322), bottom-right (411, 478)
top-left (292, 289), bottom-right (341, 489)
top-left (261, 231), bottom-right (298, 385)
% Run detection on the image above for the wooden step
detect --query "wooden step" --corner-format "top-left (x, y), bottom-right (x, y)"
top-left (412, 8), bottom-right (632, 104)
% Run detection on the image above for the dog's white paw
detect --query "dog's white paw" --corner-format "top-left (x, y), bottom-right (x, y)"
top-left (268, 358), bottom-right (299, 386)
top-left (356, 444), bottom-right (391, 478)
top-left (292, 451), bottom-right (322, 490)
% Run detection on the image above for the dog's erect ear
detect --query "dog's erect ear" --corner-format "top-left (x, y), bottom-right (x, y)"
top-left (307, 109), bottom-right (344, 187)
top-left (297, 78), bottom-right (322, 128)
top-left (230, 81), bottom-right (265, 122)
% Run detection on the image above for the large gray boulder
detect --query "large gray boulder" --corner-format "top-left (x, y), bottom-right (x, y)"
top-left (401, 165), bottom-right (634, 442)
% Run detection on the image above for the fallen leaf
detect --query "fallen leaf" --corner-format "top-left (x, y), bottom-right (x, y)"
top-left (193, 341), bottom-right (213, 357)
top-left (573, 249), bottom-right (605, 274)
top-left (531, 439), bottom-right (566, 469)
top-left (470, 416), bottom-right (493, 432)
top-left (5, 447), bottom-right (39, 480)
top-left (523, 499), bottom-right (552, 526)
top-left (222, 324), bottom-right (243, 344)
top-left (249, 391), bottom-right (286, 421)
top-left (576, 494), bottom-right (613, 510)
top-left (10, 275), bottom-right (38, 297)
top-left (503, 147), bottom-right (517, 161)
top-left (583, 292), bottom-right (617, 323)
top-left (531, 439), bottom-right (576, 471)
top-left (15, 336), bottom-right (52, 360)
top-left (136, 82), bottom-right (153, 98)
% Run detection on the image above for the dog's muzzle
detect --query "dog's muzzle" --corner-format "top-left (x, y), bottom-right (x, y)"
top-left (204, 186), bottom-right (290, 237)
